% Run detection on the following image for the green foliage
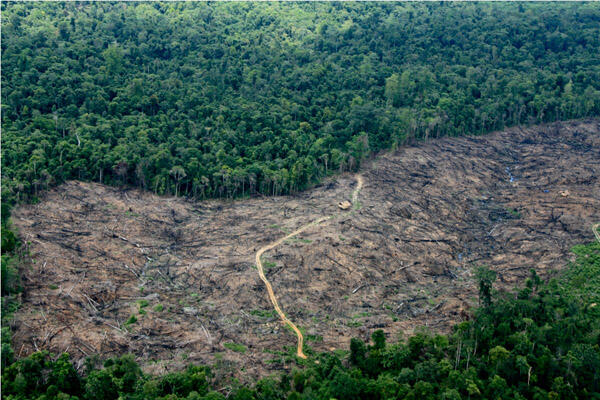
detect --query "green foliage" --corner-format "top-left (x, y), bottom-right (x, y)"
top-left (1, 327), bottom-right (15, 369)
top-left (563, 241), bottom-right (600, 303)
top-left (475, 265), bottom-right (496, 307)
top-left (88, 356), bottom-right (142, 399)
top-left (146, 365), bottom-right (210, 399)
top-left (2, 351), bottom-right (83, 399)
top-left (507, 208), bottom-right (521, 218)
top-left (224, 342), bottom-right (248, 354)
top-left (1, 221), bottom-right (21, 298)
top-left (137, 299), bottom-right (149, 309)
top-left (2, 2), bottom-right (600, 204)
top-left (261, 260), bottom-right (277, 270)
top-left (371, 329), bottom-right (386, 350)
top-left (153, 303), bottom-right (164, 312)
top-left (1, 219), bottom-right (22, 356)
top-left (1, 254), bottom-right (21, 297)
top-left (1, 224), bottom-right (18, 254)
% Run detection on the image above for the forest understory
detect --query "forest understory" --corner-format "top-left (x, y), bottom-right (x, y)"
top-left (9, 119), bottom-right (600, 381)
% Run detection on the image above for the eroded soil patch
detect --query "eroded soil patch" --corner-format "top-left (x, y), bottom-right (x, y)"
top-left (10, 120), bottom-right (600, 379)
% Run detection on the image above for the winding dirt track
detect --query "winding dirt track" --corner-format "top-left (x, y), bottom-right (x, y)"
top-left (255, 175), bottom-right (363, 358)
top-left (353, 175), bottom-right (364, 205)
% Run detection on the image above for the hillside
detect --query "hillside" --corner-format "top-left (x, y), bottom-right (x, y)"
top-left (9, 120), bottom-right (599, 379)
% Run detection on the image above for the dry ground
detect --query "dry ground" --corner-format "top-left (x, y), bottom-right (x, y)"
top-left (10, 120), bottom-right (600, 380)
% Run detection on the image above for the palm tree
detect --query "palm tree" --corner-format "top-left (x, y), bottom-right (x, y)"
top-left (169, 166), bottom-right (187, 197)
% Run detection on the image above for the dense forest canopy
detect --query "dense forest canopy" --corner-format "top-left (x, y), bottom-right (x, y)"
top-left (2, 2), bottom-right (600, 203)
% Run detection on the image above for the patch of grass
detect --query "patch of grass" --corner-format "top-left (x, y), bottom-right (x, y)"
top-left (48, 284), bottom-right (58, 290)
top-left (306, 334), bottom-right (323, 342)
top-left (346, 320), bottom-right (363, 327)
top-left (352, 311), bottom-right (371, 319)
top-left (353, 200), bottom-right (362, 210)
top-left (137, 299), bottom-right (149, 308)
top-left (261, 259), bottom-right (277, 270)
top-left (153, 304), bottom-right (164, 312)
top-left (507, 207), bottom-right (521, 218)
top-left (125, 315), bottom-right (138, 325)
top-left (339, 235), bottom-right (346, 241)
top-left (224, 342), bottom-right (247, 353)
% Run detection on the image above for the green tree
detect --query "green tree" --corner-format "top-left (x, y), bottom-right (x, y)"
top-left (103, 45), bottom-right (124, 75)
top-left (476, 266), bottom-right (496, 307)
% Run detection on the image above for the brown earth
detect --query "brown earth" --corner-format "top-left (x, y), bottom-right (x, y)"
top-left (9, 119), bottom-right (600, 380)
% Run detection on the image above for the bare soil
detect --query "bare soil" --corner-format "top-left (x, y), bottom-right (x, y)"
top-left (10, 120), bottom-right (600, 380)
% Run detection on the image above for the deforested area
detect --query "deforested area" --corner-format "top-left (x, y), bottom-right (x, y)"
top-left (9, 120), bottom-right (599, 379)
top-left (3, 1), bottom-right (600, 399)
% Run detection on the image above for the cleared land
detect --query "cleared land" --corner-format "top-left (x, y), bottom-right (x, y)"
top-left (10, 120), bottom-right (600, 379)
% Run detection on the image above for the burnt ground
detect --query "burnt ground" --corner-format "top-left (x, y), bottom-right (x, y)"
top-left (10, 120), bottom-right (600, 380)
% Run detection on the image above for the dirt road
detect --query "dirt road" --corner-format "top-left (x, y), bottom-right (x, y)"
top-left (255, 175), bottom-right (363, 358)
top-left (353, 175), bottom-right (364, 205)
